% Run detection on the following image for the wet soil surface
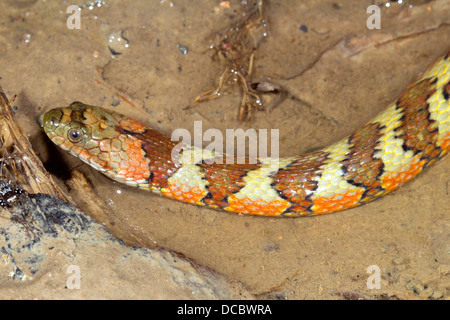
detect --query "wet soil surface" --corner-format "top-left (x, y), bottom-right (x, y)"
top-left (0, 0), bottom-right (448, 299)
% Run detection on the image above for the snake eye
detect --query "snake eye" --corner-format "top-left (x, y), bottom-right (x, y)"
top-left (67, 128), bottom-right (84, 143)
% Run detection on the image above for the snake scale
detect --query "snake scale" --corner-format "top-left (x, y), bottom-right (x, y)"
top-left (43, 49), bottom-right (450, 217)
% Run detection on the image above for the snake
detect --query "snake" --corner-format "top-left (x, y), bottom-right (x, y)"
top-left (42, 49), bottom-right (450, 217)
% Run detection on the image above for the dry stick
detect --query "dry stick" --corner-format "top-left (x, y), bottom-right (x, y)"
top-left (0, 87), bottom-right (72, 203)
top-left (186, 0), bottom-right (267, 121)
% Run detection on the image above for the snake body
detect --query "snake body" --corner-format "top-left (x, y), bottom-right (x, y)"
top-left (43, 50), bottom-right (450, 217)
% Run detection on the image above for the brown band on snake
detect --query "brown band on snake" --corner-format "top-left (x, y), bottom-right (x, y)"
top-left (395, 78), bottom-right (442, 165)
top-left (270, 151), bottom-right (330, 214)
top-left (116, 127), bottom-right (181, 188)
top-left (341, 123), bottom-right (386, 202)
top-left (198, 159), bottom-right (262, 208)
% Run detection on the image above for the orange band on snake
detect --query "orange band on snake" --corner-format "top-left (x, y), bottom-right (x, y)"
top-left (43, 49), bottom-right (450, 217)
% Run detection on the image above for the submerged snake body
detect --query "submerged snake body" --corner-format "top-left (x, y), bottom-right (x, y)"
top-left (43, 50), bottom-right (450, 217)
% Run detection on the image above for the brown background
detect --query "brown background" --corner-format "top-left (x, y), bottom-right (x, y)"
top-left (0, 0), bottom-right (448, 299)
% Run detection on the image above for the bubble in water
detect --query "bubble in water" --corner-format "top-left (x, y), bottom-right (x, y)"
top-left (23, 33), bottom-right (31, 43)
top-left (107, 30), bottom-right (129, 55)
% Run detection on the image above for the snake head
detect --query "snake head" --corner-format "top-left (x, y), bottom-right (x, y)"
top-left (43, 102), bottom-right (155, 187)
top-left (43, 102), bottom-right (122, 164)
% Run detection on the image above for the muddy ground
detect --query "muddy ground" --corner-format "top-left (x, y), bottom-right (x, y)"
top-left (0, 0), bottom-right (448, 299)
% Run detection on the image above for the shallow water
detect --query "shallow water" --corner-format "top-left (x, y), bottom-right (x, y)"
top-left (0, 0), bottom-right (448, 299)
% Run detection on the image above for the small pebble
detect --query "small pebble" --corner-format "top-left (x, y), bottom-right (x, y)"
top-left (111, 95), bottom-right (121, 107)
top-left (177, 43), bottom-right (188, 55)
